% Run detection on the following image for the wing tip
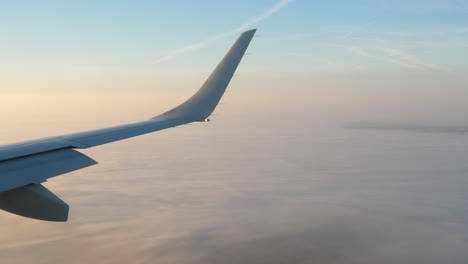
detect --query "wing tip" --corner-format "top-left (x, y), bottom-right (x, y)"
top-left (242, 29), bottom-right (257, 37)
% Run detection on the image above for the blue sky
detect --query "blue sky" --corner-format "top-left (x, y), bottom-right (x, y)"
top-left (0, 0), bottom-right (467, 91)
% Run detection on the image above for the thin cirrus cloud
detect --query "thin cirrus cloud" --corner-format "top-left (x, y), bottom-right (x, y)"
top-left (328, 44), bottom-right (420, 69)
top-left (326, 60), bottom-right (367, 70)
top-left (340, 21), bottom-right (376, 39)
top-left (377, 47), bottom-right (451, 71)
top-left (328, 43), bottom-right (449, 71)
top-left (154, 0), bottom-right (294, 63)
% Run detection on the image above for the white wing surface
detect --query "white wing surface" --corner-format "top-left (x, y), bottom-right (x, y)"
top-left (0, 29), bottom-right (256, 221)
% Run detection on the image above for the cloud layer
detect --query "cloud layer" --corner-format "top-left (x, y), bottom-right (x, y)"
top-left (2, 91), bottom-right (468, 263)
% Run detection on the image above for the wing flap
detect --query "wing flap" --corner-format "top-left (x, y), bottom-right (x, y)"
top-left (0, 148), bottom-right (97, 192)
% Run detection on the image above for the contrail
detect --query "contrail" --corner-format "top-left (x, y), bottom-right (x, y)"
top-left (232, 0), bottom-right (294, 32)
top-left (155, 0), bottom-right (294, 63)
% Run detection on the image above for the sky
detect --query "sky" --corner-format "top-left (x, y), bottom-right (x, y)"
top-left (1, 0), bottom-right (468, 92)
top-left (1, 1), bottom-right (468, 263)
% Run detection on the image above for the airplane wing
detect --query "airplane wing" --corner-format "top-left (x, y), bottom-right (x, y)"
top-left (0, 29), bottom-right (256, 222)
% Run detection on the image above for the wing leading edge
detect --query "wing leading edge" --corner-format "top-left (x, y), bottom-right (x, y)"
top-left (0, 29), bottom-right (256, 221)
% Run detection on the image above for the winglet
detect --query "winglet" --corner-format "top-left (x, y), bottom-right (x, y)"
top-left (156, 29), bottom-right (256, 121)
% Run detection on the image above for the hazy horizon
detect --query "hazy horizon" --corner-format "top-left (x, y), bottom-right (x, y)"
top-left (2, 73), bottom-right (468, 263)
